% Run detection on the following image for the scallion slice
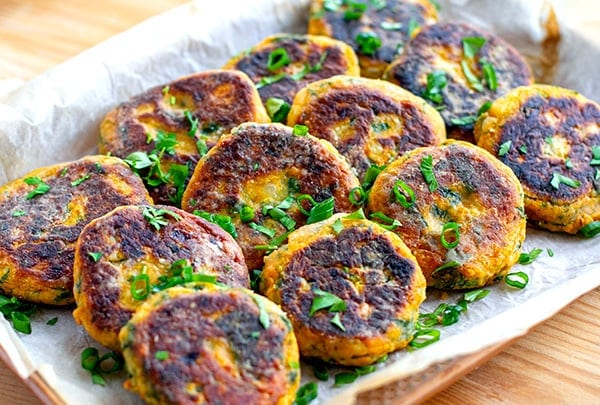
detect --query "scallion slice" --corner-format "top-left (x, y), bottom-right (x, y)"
top-left (266, 47), bottom-right (291, 71)
top-left (409, 328), bottom-right (440, 348)
top-left (420, 155), bottom-right (438, 192)
top-left (349, 187), bottom-right (366, 205)
top-left (504, 271), bottom-right (529, 289)
top-left (392, 179), bottom-right (415, 208)
top-left (440, 221), bottom-right (460, 249)
top-left (130, 273), bottom-right (150, 300)
top-left (579, 221), bottom-right (600, 238)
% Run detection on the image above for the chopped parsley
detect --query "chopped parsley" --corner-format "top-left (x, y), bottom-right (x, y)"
top-left (142, 206), bottom-right (181, 231)
top-left (550, 172), bottom-right (580, 189)
top-left (355, 32), bottom-right (382, 55)
top-left (422, 71), bottom-right (447, 104)
top-left (71, 173), bottom-right (91, 187)
top-left (24, 176), bottom-right (50, 200)
top-left (462, 36), bottom-right (486, 59)
top-left (344, 1), bottom-right (367, 20)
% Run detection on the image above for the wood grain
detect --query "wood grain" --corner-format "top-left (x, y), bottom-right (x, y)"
top-left (0, 1), bottom-right (599, 404)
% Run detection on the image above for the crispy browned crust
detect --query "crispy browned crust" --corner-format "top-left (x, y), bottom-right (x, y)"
top-left (288, 75), bottom-right (446, 178)
top-left (223, 34), bottom-right (360, 104)
top-left (181, 123), bottom-right (360, 270)
top-left (384, 22), bottom-right (534, 142)
top-left (99, 69), bottom-right (269, 205)
top-left (308, 0), bottom-right (438, 78)
top-left (475, 85), bottom-right (600, 234)
top-left (367, 141), bottom-right (526, 289)
top-left (73, 204), bottom-right (248, 350)
top-left (119, 285), bottom-right (299, 405)
top-left (261, 214), bottom-right (425, 366)
top-left (0, 156), bottom-right (151, 305)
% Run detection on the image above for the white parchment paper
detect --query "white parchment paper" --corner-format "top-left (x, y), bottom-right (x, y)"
top-left (0, 0), bottom-right (598, 404)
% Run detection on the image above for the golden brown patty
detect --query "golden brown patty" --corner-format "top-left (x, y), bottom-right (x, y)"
top-left (367, 141), bottom-right (526, 289)
top-left (308, 0), bottom-right (438, 78)
top-left (181, 122), bottom-right (360, 270)
top-left (119, 284), bottom-right (300, 405)
top-left (288, 75), bottom-right (446, 178)
top-left (475, 85), bottom-right (600, 235)
top-left (100, 69), bottom-right (269, 206)
top-left (260, 213), bottom-right (426, 366)
top-left (0, 156), bottom-right (151, 305)
top-left (73, 204), bottom-right (248, 350)
top-left (383, 22), bottom-right (534, 142)
top-left (223, 34), bottom-right (359, 105)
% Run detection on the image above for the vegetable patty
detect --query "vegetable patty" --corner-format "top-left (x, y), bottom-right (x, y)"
top-left (261, 213), bottom-right (426, 366)
top-left (475, 85), bottom-right (600, 235)
top-left (119, 284), bottom-right (300, 405)
top-left (367, 141), bottom-right (526, 289)
top-left (73, 204), bottom-right (248, 350)
top-left (0, 155), bottom-right (151, 305)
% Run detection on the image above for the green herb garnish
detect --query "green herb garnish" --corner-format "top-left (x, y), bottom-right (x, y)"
top-left (579, 221), bottom-right (600, 238)
top-left (71, 174), bottom-right (91, 187)
top-left (267, 47), bottom-right (291, 71)
top-left (24, 176), bottom-right (50, 200)
top-left (461, 60), bottom-right (484, 92)
top-left (370, 211), bottom-right (401, 231)
top-left (550, 172), bottom-right (580, 189)
top-left (392, 179), bottom-right (415, 208)
top-left (355, 32), bottom-right (382, 55)
top-left (265, 97), bottom-right (291, 123)
top-left (142, 206), bottom-right (181, 231)
top-left (481, 61), bottom-right (497, 90)
top-left (518, 248), bottom-right (543, 265)
top-left (450, 115), bottom-right (477, 126)
top-left (344, 1), bottom-right (367, 20)
top-left (0, 294), bottom-right (36, 334)
top-left (462, 36), bottom-right (486, 59)
top-left (422, 71), bottom-right (447, 104)
top-left (504, 271), bottom-right (529, 289)
top-left (420, 155), bottom-right (438, 192)
top-left (407, 17), bottom-right (420, 37)
top-left (293, 124), bottom-right (309, 136)
top-left (440, 221), bottom-right (460, 249)
top-left (88, 252), bottom-right (103, 263)
top-left (498, 140), bottom-right (512, 157)
top-left (295, 382), bottom-right (318, 405)
top-left (155, 351), bottom-right (169, 361)
top-left (309, 288), bottom-right (346, 316)
top-left (193, 211), bottom-right (238, 239)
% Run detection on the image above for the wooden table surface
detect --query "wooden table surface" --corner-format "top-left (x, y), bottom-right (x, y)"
top-left (0, 1), bottom-right (598, 404)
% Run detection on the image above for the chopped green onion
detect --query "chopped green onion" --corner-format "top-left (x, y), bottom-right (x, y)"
top-left (550, 172), bottom-right (580, 189)
top-left (478, 101), bottom-right (492, 116)
top-left (256, 73), bottom-right (287, 89)
top-left (293, 124), bottom-right (309, 136)
top-left (355, 32), bottom-right (382, 56)
top-left (12, 210), bottom-right (26, 217)
top-left (323, 0), bottom-right (342, 12)
top-left (46, 317), bottom-right (58, 326)
top-left (250, 269), bottom-right (262, 292)
top-left (249, 222), bottom-right (276, 238)
top-left (330, 312), bottom-right (346, 331)
top-left (349, 187), bottom-right (366, 205)
top-left (265, 97), bottom-right (291, 123)
top-left (422, 71), bottom-right (447, 104)
top-left (334, 371), bottom-right (358, 386)
top-left (265, 207), bottom-right (296, 231)
top-left (565, 157), bottom-right (573, 169)
top-left (194, 211), bottom-right (238, 239)
top-left (450, 116), bottom-right (477, 126)
top-left (81, 347), bottom-right (100, 371)
top-left (579, 221), bottom-right (600, 238)
top-left (461, 60), bottom-right (484, 92)
top-left (71, 174), bottom-right (91, 187)
top-left (462, 36), bottom-right (486, 59)
top-left (344, 1), bottom-right (367, 20)
top-left (305, 196), bottom-right (335, 224)
top-left (498, 140), bottom-right (512, 157)
top-left (420, 155), bottom-right (438, 192)
top-left (332, 218), bottom-right (344, 235)
top-left (98, 351), bottom-right (124, 373)
top-left (407, 18), bottom-right (420, 37)
top-left (481, 61), bottom-right (497, 90)
top-left (295, 382), bottom-right (318, 405)
top-left (309, 288), bottom-right (346, 316)
top-left (155, 351), bottom-right (169, 361)
top-left (504, 271), bottom-right (529, 289)
top-left (362, 164), bottom-right (384, 190)
top-left (519, 145), bottom-right (528, 154)
top-left (88, 252), bottom-right (103, 262)
top-left (239, 205), bottom-right (255, 223)
top-left (253, 296), bottom-right (270, 329)
top-left (142, 206), bottom-right (181, 231)
top-left (131, 273), bottom-right (150, 300)
top-left (440, 221), bottom-right (460, 249)
top-left (518, 248), bottom-right (543, 265)
top-left (11, 312), bottom-right (32, 334)
top-left (345, 208), bottom-right (367, 220)
top-left (184, 110), bottom-right (199, 137)
top-left (24, 176), bottom-right (50, 200)
top-left (432, 260), bottom-right (461, 274)
top-left (409, 328), bottom-right (440, 348)
top-left (591, 145), bottom-right (600, 165)
top-left (266, 47), bottom-right (291, 71)
top-left (392, 179), bottom-right (416, 208)
top-left (370, 0), bottom-right (387, 10)
top-left (370, 212), bottom-right (401, 231)
top-left (462, 288), bottom-right (490, 303)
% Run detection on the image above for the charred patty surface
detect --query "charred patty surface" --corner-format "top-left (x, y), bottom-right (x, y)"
top-left (260, 214), bottom-right (425, 366)
top-left (100, 70), bottom-right (269, 206)
top-left (367, 141), bottom-right (526, 289)
top-left (73, 204), bottom-right (248, 350)
top-left (223, 34), bottom-right (359, 105)
top-left (308, 0), bottom-right (438, 78)
top-left (288, 75), bottom-right (445, 178)
top-left (119, 285), bottom-right (299, 405)
top-left (181, 123), bottom-right (360, 270)
top-left (0, 155), bottom-right (151, 305)
top-left (475, 85), bottom-right (600, 234)
top-left (384, 22), bottom-right (533, 142)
